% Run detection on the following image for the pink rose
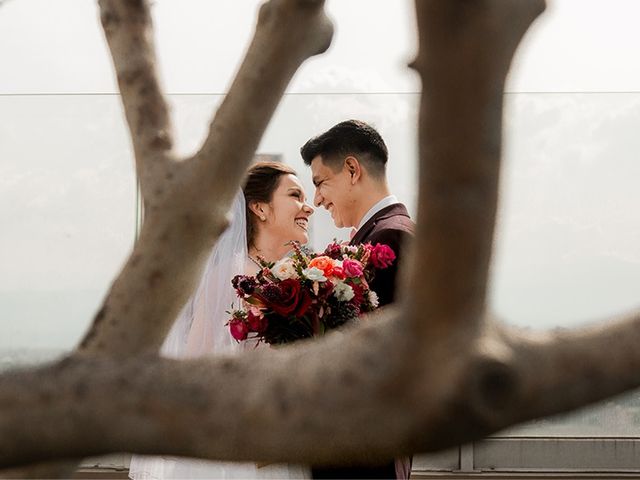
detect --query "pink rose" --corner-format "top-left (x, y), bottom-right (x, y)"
top-left (229, 318), bottom-right (249, 341)
top-left (370, 243), bottom-right (396, 269)
top-left (342, 258), bottom-right (364, 278)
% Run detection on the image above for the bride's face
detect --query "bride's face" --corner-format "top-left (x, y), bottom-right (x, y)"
top-left (264, 174), bottom-right (314, 245)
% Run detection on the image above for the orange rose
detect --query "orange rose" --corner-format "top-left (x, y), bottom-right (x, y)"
top-left (308, 255), bottom-right (335, 277)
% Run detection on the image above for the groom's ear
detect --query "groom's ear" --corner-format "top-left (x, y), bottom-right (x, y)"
top-left (344, 156), bottom-right (362, 185)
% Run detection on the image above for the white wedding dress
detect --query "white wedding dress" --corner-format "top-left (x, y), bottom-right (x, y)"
top-left (129, 192), bottom-right (310, 479)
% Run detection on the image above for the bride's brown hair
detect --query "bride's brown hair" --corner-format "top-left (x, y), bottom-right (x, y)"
top-left (243, 161), bottom-right (297, 249)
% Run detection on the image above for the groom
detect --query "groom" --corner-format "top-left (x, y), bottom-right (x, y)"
top-left (301, 119), bottom-right (414, 480)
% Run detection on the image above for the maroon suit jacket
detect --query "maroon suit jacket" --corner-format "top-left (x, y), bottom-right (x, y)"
top-left (312, 204), bottom-right (415, 480)
top-left (350, 203), bottom-right (415, 308)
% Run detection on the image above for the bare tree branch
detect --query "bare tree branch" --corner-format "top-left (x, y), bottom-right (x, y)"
top-left (0, 461), bottom-right (81, 480)
top-left (3, 0), bottom-right (331, 477)
top-left (78, 0), bottom-right (332, 356)
top-left (99, 0), bottom-right (175, 188)
top-left (4, 309), bottom-right (640, 469)
top-left (193, 0), bottom-right (333, 211)
top-left (6, 0), bottom-right (640, 476)
top-left (1, 317), bottom-right (421, 468)
top-left (407, 0), bottom-right (547, 333)
top-left (485, 311), bottom-right (640, 430)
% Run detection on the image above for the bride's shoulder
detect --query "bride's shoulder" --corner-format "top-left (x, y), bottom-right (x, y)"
top-left (244, 256), bottom-right (261, 276)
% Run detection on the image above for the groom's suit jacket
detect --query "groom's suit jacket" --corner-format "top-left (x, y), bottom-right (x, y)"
top-left (350, 203), bottom-right (414, 308)
top-left (312, 203), bottom-right (415, 480)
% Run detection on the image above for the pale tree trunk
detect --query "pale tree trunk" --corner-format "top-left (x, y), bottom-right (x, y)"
top-left (2, 0), bottom-right (640, 476)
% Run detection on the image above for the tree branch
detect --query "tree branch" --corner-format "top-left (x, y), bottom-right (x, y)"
top-left (8, 1), bottom-right (331, 476)
top-left (192, 0), bottom-right (333, 210)
top-left (482, 310), bottom-right (640, 431)
top-left (9, 0), bottom-right (640, 475)
top-left (407, 0), bottom-right (546, 333)
top-left (5, 308), bottom-right (640, 469)
top-left (1, 314), bottom-right (426, 468)
top-left (78, 0), bottom-right (333, 356)
top-left (99, 0), bottom-right (175, 188)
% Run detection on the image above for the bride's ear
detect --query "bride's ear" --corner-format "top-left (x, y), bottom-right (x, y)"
top-left (344, 156), bottom-right (362, 185)
top-left (248, 201), bottom-right (268, 222)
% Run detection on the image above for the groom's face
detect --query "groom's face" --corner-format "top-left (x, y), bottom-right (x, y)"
top-left (310, 156), bottom-right (354, 229)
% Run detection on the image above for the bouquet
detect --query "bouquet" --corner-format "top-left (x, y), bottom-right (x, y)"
top-left (227, 241), bottom-right (396, 345)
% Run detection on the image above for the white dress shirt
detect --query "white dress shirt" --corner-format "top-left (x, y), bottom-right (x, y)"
top-left (355, 194), bottom-right (398, 232)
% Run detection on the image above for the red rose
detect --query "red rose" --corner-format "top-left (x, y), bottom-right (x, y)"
top-left (295, 289), bottom-right (313, 318)
top-left (229, 318), bottom-right (249, 341)
top-left (350, 282), bottom-right (366, 306)
top-left (247, 309), bottom-right (268, 333)
top-left (316, 279), bottom-right (335, 300)
top-left (370, 243), bottom-right (396, 269)
top-left (270, 279), bottom-right (312, 318)
top-left (331, 265), bottom-right (346, 280)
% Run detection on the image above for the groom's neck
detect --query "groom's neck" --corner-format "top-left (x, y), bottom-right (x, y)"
top-left (352, 183), bottom-right (392, 229)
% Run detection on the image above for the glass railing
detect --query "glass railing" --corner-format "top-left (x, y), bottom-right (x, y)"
top-left (2, 91), bottom-right (639, 438)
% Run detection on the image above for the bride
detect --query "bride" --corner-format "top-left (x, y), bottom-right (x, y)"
top-left (129, 161), bottom-right (314, 479)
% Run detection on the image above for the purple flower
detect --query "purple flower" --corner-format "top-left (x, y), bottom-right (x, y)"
top-left (259, 283), bottom-right (282, 303)
top-left (232, 275), bottom-right (257, 295)
top-left (323, 242), bottom-right (344, 260)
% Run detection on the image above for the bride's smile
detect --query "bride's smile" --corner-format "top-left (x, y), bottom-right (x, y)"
top-left (248, 171), bottom-right (314, 262)
top-left (295, 217), bottom-right (308, 231)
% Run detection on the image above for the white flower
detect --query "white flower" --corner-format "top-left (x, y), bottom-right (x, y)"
top-left (333, 281), bottom-right (355, 302)
top-left (271, 257), bottom-right (298, 280)
top-left (368, 290), bottom-right (379, 308)
top-left (303, 266), bottom-right (327, 282)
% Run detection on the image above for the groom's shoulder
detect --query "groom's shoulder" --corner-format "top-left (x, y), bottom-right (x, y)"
top-left (372, 203), bottom-right (415, 236)
top-left (364, 204), bottom-right (414, 254)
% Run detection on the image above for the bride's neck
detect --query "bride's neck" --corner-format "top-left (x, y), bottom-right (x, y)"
top-left (249, 233), bottom-right (291, 263)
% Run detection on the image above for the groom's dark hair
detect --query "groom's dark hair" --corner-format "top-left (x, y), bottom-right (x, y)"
top-left (300, 119), bottom-right (388, 179)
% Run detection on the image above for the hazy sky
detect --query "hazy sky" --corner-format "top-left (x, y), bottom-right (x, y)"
top-left (1, 0), bottom-right (639, 350)
top-left (3, 0), bottom-right (640, 94)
